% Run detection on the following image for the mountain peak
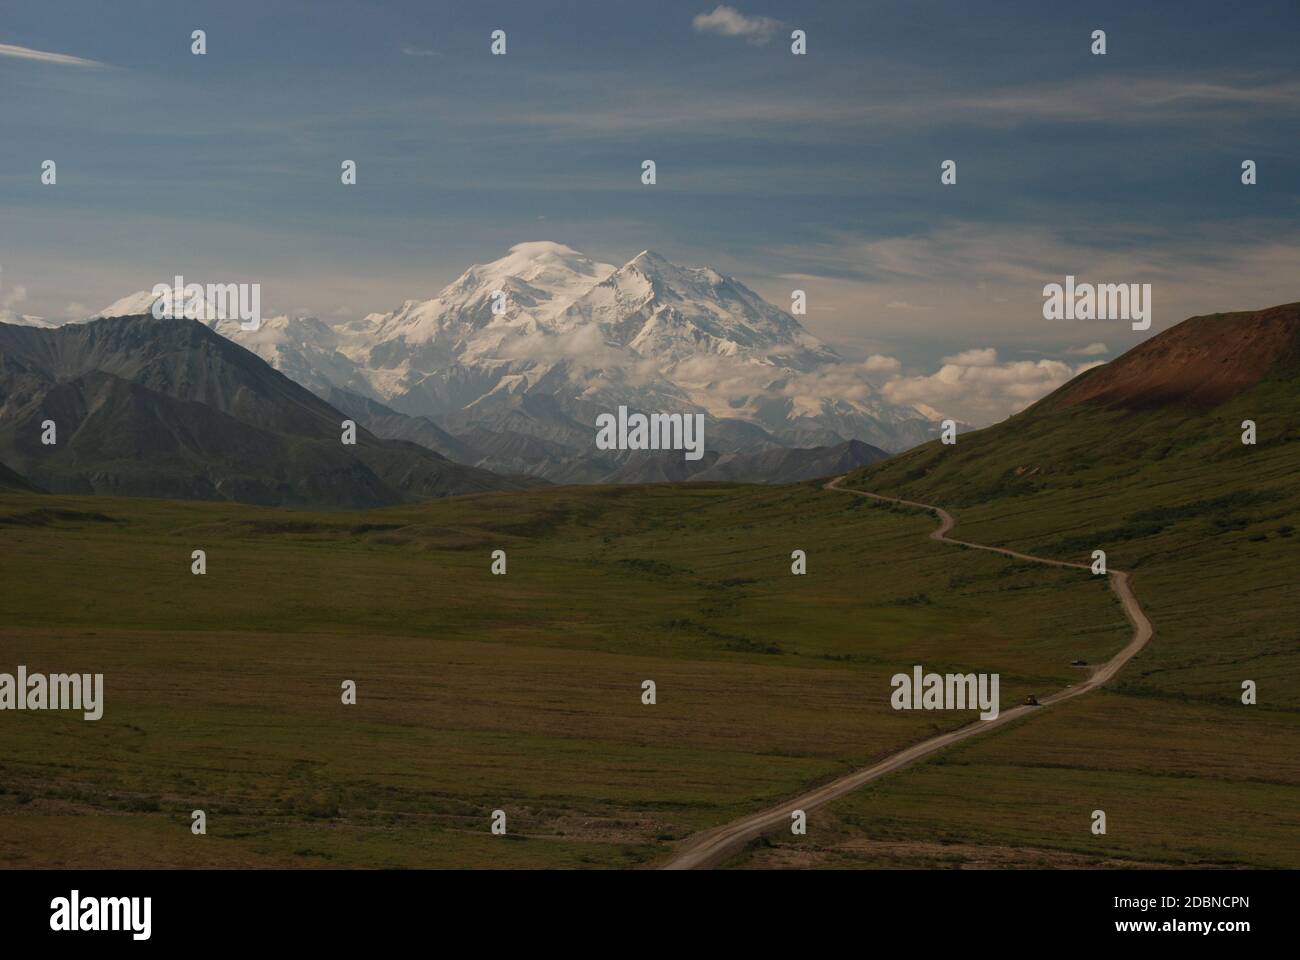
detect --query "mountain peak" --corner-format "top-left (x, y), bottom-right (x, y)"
top-left (620, 251), bottom-right (732, 294)
top-left (1042, 302), bottom-right (1300, 411)
top-left (94, 290), bottom-right (160, 319)
top-left (452, 242), bottom-right (614, 299)
top-left (626, 249), bottom-right (679, 275)
top-left (0, 314), bottom-right (58, 329)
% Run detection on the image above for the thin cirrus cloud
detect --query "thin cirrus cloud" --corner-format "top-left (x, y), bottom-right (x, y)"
top-left (0, 42), bottom-right (105, 68)
top-left (941, 348), bottom-right (999, 367)
top-left (768, 221), bottom-right (1300, 345)
top-left (492, 72), bottom-right (1299, 140)
top-left (691, 5), bottom-right (784, 45)
top-left (947, 75), bottom-right (1300, 128)
top-left (1066, 343), bottom-right (1109, 357)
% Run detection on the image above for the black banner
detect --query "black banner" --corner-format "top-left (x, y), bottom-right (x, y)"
top-left (0, 868), bottom-right (1282, 946)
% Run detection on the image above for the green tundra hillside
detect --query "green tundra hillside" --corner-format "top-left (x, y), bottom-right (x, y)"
top-left (735, 303), bottom-right (1300, 868)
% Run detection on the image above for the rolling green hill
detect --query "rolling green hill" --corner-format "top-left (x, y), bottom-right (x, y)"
top-left (842, 303), bottom-right (1300, 706)
top-left (735, 303), bottom-right (1300, 868)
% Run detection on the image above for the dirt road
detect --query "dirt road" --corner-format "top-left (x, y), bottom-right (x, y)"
top-left (661, 475), bottom-right (1154, 870)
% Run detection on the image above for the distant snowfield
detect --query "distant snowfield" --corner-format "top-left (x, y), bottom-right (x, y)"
top-left (77, 242), bottom-right (947, 451)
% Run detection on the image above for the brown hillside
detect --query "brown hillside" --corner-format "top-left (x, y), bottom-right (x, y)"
top-left (1042, 302), bottom-right (1300, 411)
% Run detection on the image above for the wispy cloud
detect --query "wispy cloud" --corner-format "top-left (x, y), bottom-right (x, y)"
top-left (760, 220), bottom-right (1300, 367)
top-left (949, 75), bottom-right (1300, 127)
top-left (692, 5), bottom-right (783, 45)
top-left (0, 42), bottom-right (105, 68)
top-left (399, 45), bottom-right (440, 58)
top-left (1, 282), bottom-right (28, 311)
top-left (942, 348), bottom-right (999, 367)
top-left (1065, 342), bottom-right (1109, 356)
top-left (492, 72), bottom-right (1300, 142)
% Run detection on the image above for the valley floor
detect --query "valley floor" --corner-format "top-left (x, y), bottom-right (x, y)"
top-left (0, 479), bottom-right (1292, 868)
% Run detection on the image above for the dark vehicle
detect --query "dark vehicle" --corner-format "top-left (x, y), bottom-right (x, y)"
top-left (1024, 695), bottom-right (1040, 706)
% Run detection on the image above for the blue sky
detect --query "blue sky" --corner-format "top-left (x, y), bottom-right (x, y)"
top-left (2, 0), bottom-right (1297, 414)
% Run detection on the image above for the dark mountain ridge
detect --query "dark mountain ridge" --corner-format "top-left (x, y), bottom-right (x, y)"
top-left (0, 315), bottom-right (538, 507)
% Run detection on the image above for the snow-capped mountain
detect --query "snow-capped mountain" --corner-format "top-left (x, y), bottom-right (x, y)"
top-left (90, 242), bottom-right (944, 475)
top-left (368, 240), bottom-right (615, 347)
top-left (0, 313), bottom-right (59, 328)
top-left (559, 249), bottom-right (833, 368)
top-left (92, 290), bottom-right (164, 320)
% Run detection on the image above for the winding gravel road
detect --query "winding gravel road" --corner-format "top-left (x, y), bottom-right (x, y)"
top-left (661, 475), bottom-right (1154, 870)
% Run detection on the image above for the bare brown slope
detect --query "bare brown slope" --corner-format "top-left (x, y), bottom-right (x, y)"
top-left (1042, 302), bottom-right (1300, 411)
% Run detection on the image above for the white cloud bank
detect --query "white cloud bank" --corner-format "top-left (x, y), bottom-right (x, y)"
top-left (880, 350), bottom-right (1105, 425)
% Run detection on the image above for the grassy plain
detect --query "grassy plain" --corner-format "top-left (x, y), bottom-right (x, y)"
top-left (0, 480), bottom-right (1128, 868)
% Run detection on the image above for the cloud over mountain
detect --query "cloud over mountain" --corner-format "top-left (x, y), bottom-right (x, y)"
top-left (881, 350), bottom-right (1104, 425)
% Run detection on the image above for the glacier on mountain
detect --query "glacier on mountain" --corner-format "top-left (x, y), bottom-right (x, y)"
top-left (90, 242), bottom-right (944, 463)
